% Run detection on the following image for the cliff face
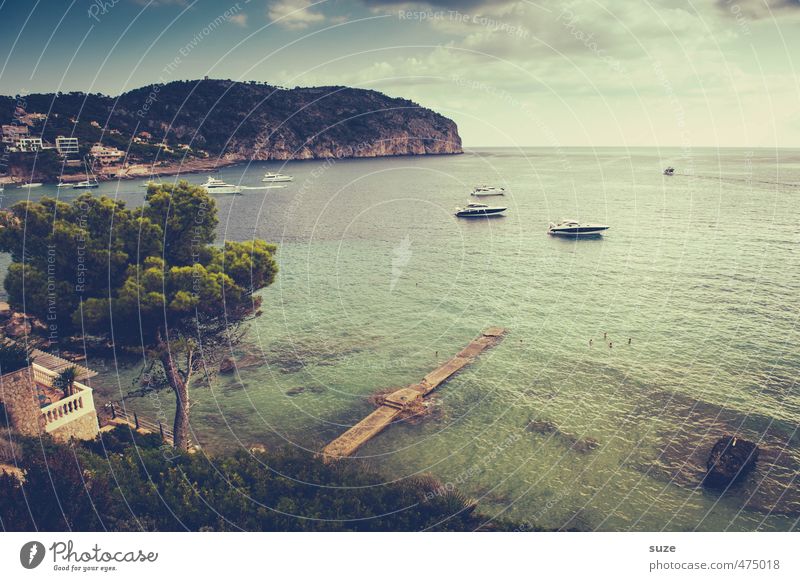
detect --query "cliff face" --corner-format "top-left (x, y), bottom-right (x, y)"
top-left (229, 116), bottom-right (463, 161)
top-left (1, 80), bottom-right (462, 164)
top-left (133, 81), bottom-right (463, 160)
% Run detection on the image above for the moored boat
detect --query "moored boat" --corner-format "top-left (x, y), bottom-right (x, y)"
top-left (471, 185), bottom-right (505, 196)
top-left (547, 219), bottom-right (609, 236)
top-left (455, 202), bottom-right (507, 218)
top-left (72, 179), bottom-right (99, 189)
top-left (72, 158), bottom-right (100, 189)
top-left (202, 176), bottom-right (241, 194)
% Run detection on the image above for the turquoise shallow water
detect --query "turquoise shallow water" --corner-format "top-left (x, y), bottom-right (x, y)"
top-left (3, 147), bottom-right (798, 531)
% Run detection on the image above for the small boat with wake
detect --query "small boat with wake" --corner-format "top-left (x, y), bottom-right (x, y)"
top-left (262, 172), bottom-right (293, 183)
top-left (202, 177), bottom-right (241, 195)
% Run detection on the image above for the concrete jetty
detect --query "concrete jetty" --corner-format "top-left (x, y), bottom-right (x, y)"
top-left (322, 327), bottom-right (506, 461)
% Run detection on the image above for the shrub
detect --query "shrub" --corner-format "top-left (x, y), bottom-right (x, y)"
top-left (0, 340), bottom-right (32, 376)
top-left (0, 428), bottom-right (525, 532)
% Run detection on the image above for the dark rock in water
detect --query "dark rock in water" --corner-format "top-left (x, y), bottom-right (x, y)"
top-left (285, 385), bottom-right (326, 396)
top-left (571, 437), bottom-right (600, 454)
top-left (526, 419), bottom-right (599, 454)
top-left (527, 420), bottom-right (558, 435)
top-left (704, 435), bottom-right (759, 488)
top-left (219, 351), bottom-right (265, 374)
top-left (219, 356), bottom-right (236, 374)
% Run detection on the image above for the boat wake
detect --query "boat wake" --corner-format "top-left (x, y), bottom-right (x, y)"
top-left (671, 172), bottom-right (800, 189)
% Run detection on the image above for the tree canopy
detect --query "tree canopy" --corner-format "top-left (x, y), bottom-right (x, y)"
top-left (0, 182), bottom-right (278, 449)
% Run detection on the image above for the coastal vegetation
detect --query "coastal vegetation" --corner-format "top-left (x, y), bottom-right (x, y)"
top-left (1, 79), bottom-right (462, 181)
top-left (0, 182), bottom-right (278, 450)
top-left (0, 339), bottom-right (33, 375)
top-left (0, 428), bottom-right (518, 532)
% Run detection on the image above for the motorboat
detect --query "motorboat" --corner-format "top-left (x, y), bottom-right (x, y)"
top-left (455, 202), bottom-right (507, 218)
top-left (262, 172), bottom-right (293, 182)
top-left (18, 182), bottom-right (43, 189)
top-left (202, 176), bottom-right (241, 194)
top-left (547, 219), bottom-right (609, 236)
top-left (471, 185), bottom-right (505, 196)
top-left (663, 167), bottom-right (675, 176)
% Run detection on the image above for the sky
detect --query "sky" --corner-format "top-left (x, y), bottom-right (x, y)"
top-left (0, 0), bottom-right (799, 147)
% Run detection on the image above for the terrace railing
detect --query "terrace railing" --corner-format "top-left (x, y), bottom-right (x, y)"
top-left (34, 363), bottom-right (97, 432)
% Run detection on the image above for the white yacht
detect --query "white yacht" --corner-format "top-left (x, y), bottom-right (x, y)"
top-left (73, 179), bottom-right (99, 189)
top-left (471, 185), bottom-right (505, 196)
top-left (547, 219), bottom-right (609, 236)
top-left (18, 182), bottom-right (43, 189)
top-left (455, 202), bottom-right (507, 218)
top-left (72, 159), bottom-right (100, 189)
top-left (202, 177), bottom-right (241, 195)
top-left (262, 172), bottom-right (293, 183)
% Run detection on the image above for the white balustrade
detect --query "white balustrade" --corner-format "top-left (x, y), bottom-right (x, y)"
top-left (32, 363), bottom-right (57, 387)
top-left (36, 364), bottom-right (97, 432)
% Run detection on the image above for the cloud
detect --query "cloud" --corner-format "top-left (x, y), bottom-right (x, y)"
top-left (268, 0), bottom-right (326, 29)
top-left (132, 0), bottom-right (189, 6)
top-left (229, 12), bottom-right (248, 27)
top-left (714, 0), bottom-right (800, 19)
top-left (360, 0), bottom-right (514, 7)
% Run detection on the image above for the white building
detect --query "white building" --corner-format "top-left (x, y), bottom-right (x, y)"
top-left (0, 349), bottom-right (100, 443)
top-left (55, 136), bottom-right (79, 155)
top-left (16, 137), bottom-right (44, 152)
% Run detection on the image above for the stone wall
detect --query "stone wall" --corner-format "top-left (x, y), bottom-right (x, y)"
top-left (49, 410), bottom-right (99, 442)
top-left (0, 368), bottom-right (44, 437)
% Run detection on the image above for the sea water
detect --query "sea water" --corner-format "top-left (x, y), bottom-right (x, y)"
top-left (2, 147), bottom-right (798, 531)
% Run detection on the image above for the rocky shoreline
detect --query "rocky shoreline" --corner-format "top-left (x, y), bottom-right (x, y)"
top-left (1, 148), bottom-right (463, 186)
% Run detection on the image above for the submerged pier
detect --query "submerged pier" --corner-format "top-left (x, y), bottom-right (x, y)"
top-left (322, 327), bottom-right (506, 461)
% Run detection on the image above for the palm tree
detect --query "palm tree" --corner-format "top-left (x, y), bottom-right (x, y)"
top-left (54, 366), bottom-right (79, 398)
